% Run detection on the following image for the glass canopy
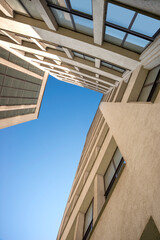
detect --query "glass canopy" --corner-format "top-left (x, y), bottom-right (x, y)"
top-left (47, 0), bottom-right (159, 53)
top-left (70, 0), bottom-right (92, 15)
top-left (47, 0), bottom-right (93, 36)
top-left (105, 3), bottom-right (160, 53)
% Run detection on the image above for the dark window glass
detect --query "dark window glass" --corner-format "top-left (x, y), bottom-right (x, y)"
top-left (83, 201), bottom-right (93, 240)
top-left (101, 61), bottom-right (125, 73)
top-left (73, 51), bottom-right (95, 63)
top-left (104, 148), bottom-right (125, 198)
top-left (138, 66), bottom-right (160, 102)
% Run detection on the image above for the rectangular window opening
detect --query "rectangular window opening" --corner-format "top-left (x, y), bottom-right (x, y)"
top-left (83, 200), bottom-right (93, 240)
top-left (138, 65), bottom-right (160, 102)
top-left (104, 148), bottom-right (125, 199)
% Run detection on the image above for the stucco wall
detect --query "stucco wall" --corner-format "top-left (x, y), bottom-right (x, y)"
top-left (92, 100), bottom-right (160, 240)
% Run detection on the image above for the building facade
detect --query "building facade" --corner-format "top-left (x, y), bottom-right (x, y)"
top-left (0, 45), bottom-right (48, 129)
top-left (0, 0), bottom-right (160, 239)
top-left (57, 59), bottom-right (160, 240)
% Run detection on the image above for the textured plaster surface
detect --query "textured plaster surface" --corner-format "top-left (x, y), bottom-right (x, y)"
top-left (95, 100), bottom-right (160, 240)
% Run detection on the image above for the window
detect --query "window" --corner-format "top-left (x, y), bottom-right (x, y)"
top-left (138, 65), bottom-right (160, 102)
top-left (73, 15), bottom-right (93, 36)
top-left (73, 51), bottom-right (95, 63)
top-left (101, 60), bottom-right (125, 73)
top-left (105, 3), bottom-right (160, 53)
top-left (104, 148), bottom-right (125, 198)
top-left (83, 200), bottom-right (93, 240)
top-left (51, 8), bottom-right (74, 30)
top-left (47, 0), bottom-right (93, 36)
top-left (70, 0), bottom-right (92, 15)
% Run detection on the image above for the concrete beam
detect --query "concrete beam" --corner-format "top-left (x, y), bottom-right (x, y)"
top-left (47, 69), bottom-right (109, 90)
top-left (74, 69), bottom-right (116, 86)
top-left (63, 47), bottom-right (74, 59)
top-left (95, 58), bottom-right (101, 68)
top-left (74, 66), bottom-right (80, 71)
top-left (33, 0), bottom-right (58, 31)
top-left (93, 0), bottom-right (106, 45)
top-left (96, 74), bottom-right (99, 78)
top-left (30, 43), bottom-right (123, 77)
top-left (31, 38), bottom-right (46, 51)
top-left (0, 30), bottom-right (21, 44)
top-left (27, 57), bottom-right (70, 71)
top-left (44, 65), bottom-right (114, 87)
top-left (35, 54), bottom-right (44, 61)
top-left (0, 0), bottom-right (13, 18)
top-left (1, 39), bottom-right (122, 80)
top-left (61, 76), bottom-right (108, 92)
top-left (37, 58), bottom-right (115, 87)
top-left (59, 57), bottom-right (122, 81)
top-left (0, 38), bottom-right (63, 64)
top-left (55, 76), bottom-right (106, 93)
top-left (0, 12), bottom-right (140, 70)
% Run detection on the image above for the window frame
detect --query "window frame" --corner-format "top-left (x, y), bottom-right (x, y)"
top-left (104, 148), bottom-right (125, 199)
top-left (47, 0), bottom-right (93, 36)
top-left (83, 199), bottom-right (94, 240)
top-left (138, 65), bottom-right (160, 102)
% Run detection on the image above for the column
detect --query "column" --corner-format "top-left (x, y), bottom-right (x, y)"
top-left (74, 212), bottom-right (84, 240)
top-left (93, 174), bottom-right (105, 224)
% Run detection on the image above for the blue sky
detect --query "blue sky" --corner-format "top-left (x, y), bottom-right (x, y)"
top-left (0, 75), bottom-right (102, 240)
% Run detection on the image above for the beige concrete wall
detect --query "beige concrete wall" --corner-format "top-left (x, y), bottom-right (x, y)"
top-left (94, 99), bottom-right (160, 240)
top-left (0, 71), bottom-right (48, 129)
top-left (58, 59), bottom-right (160, 239)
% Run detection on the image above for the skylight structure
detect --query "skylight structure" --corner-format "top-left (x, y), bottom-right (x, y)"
top-left (45, 0), bottom-right (160, 53)
top-left (105, 3), bottom-right (160, 53)
top-left (48, 0), bottom-right (93, 36)
top-left (0, 0), bottom-right (159, 97)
